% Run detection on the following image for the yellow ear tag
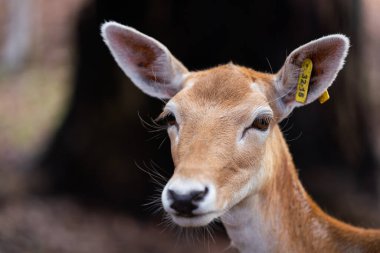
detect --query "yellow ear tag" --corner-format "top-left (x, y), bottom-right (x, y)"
top-left (319, 90), bottom-right (330, 104)
top-left (295, 58), bottom-right (313, 104)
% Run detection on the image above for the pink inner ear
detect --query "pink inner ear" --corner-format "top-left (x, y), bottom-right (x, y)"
top-left (102, 22), bottom-right (189, 99)
top-left (107, 27), bottom-right (169, 84)
top-left (292, 38), bottom-right (347, 87)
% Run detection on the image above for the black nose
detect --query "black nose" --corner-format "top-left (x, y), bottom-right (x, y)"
top-left (168, 187), bottom-right (208, 217)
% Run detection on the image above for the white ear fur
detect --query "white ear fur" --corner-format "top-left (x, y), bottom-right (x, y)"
top-left (101, 21), bottom-right (188, 99)
top-left (275, 34), bottom-right (350, 120)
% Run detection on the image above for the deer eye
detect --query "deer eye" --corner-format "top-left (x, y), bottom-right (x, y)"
top-left (251, 115), bottom-right (271, 131)
top-left (159, 112), bottom-right (177, 127)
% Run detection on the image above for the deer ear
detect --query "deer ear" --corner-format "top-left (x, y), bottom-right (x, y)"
top-left (101, 21), bottom-right (188, 99)
top-left (274, 35), bottom-right (349, 120)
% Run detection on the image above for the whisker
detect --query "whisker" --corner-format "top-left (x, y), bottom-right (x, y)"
top-left (135, 160), bottom-right (171, 220)
top-left (137, 112), bottom-right (167, 133)
top-left (266, 57), bottom-right (274, 74)
top-left (150, 160), bottom-right (171, 178)
top-left (281, 123), bottom-right (295, 135)
top-left (136, 165), bottom-right (164, 188)
top-left (206, 225), bottom-right (216, 243)
top-left (285, 130), bottom-right (303, 143)
top-left (158, 136), bottom-right (168, 149)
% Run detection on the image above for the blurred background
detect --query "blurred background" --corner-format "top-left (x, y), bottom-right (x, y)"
top-left (0, 0), bottom-right (380, 252)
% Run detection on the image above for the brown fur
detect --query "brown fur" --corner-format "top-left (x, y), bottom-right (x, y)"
top-left (167, 64), bottom-right (380, 252)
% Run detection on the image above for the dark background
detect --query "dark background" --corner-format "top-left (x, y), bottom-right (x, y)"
top-left (1, 0), bottom-right (379, 252)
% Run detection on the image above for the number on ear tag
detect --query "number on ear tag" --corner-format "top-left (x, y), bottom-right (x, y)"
top-left (295, 58), bottom-right (313, 104)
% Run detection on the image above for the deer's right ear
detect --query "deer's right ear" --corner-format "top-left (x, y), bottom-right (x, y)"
top-left (101, 22), bottom-right (188, 99)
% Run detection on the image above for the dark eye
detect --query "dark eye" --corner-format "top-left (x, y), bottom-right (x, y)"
top-left (251, 115), bottom-right (271, 131)
top-left (160, 112), bottom-right (177, 126)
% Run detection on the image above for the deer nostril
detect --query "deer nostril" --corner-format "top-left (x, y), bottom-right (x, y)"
top-left (191, 187), bottom-right (208, 202)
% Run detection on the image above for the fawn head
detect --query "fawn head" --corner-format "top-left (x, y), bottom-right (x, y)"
top-left (101, 22), bottom-right (349, 227)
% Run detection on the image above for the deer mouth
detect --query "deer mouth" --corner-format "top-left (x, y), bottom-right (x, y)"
top-left (170, 211), bottom-right (221, 227)
top-left (173, 212), bottom-right (197, 218)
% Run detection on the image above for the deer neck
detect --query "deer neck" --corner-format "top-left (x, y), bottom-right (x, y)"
top-left (221, 125), bottom-right (335, 253)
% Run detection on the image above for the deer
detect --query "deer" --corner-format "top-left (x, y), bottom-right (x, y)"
top-left (101, 21), bottom-right (380, 253)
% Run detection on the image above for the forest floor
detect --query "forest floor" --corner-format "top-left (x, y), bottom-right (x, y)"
top-left (0, 196), bottom-right (229, 253)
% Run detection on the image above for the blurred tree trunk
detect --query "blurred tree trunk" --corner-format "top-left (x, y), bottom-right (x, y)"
top-left (362, 0), bottom-right (380, 207)
top-left (40, 1), bottom-right (170, 214)
top-left (40, 0), bottom-right (378, 220)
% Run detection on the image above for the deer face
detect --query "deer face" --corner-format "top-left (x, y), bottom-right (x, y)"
top-left (159, 67), bottom-right (276, 226)
top-left (101, 22), bottom-right (349, 227)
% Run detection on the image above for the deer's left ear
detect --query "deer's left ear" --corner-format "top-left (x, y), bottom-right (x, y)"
top-left (274, 35), bottom-right (349, 120)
